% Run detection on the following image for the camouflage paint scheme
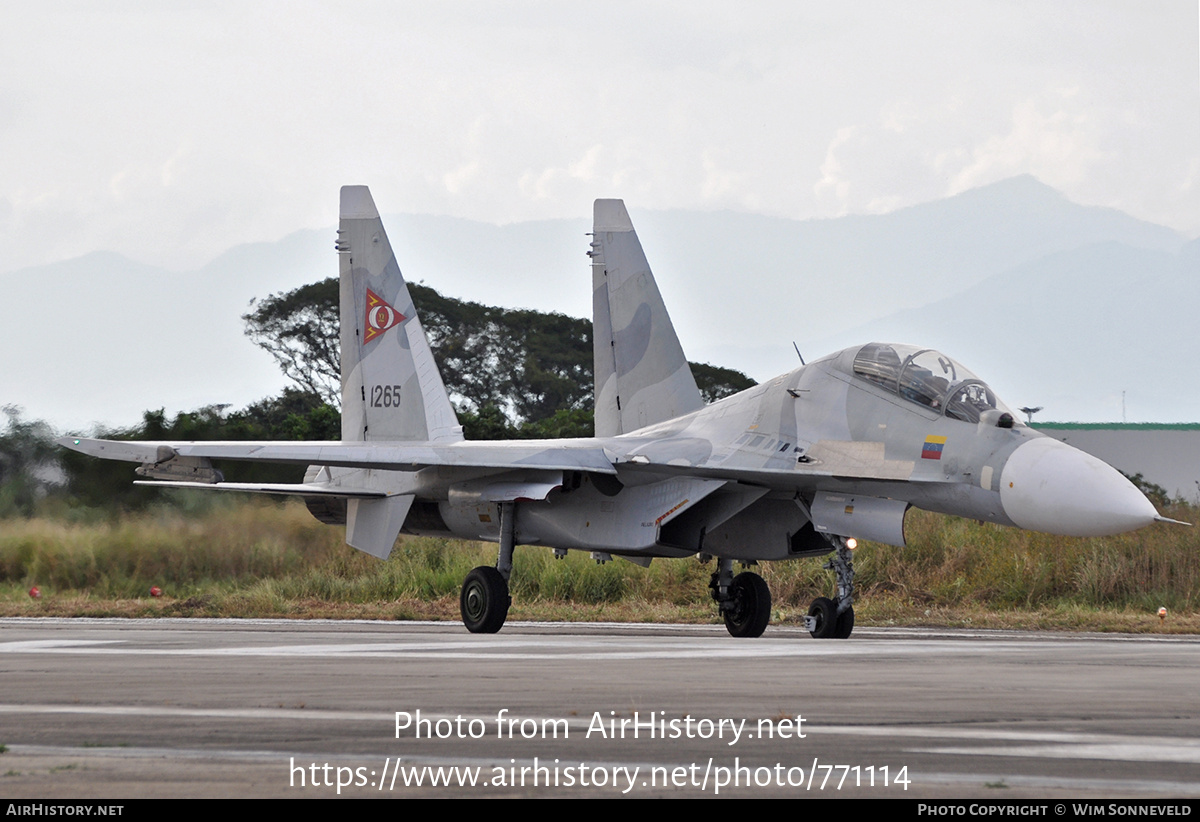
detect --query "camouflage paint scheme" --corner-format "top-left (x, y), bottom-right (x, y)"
top-left (61, 187), bottom-right (1171, 637)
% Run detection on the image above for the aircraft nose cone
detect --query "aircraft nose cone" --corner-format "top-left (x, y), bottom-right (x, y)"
top-left (999, 437), bottom-right (1158, 537)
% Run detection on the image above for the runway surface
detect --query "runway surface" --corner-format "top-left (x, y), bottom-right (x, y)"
top-left (1, 617), bottom-right (1197, 798)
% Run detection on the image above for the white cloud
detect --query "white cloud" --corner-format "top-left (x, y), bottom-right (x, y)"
top-left (443, 160), bottom-right (481, 195)
top-left (0, 1), bottom-right (1195, 275)
top-left (948, 90), bottom-right (1110, 195)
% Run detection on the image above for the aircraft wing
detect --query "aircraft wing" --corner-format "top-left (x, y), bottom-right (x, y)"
top-left (60, 433), bottom-right (929, 488)
top-left (614, 437), bottom-right (924, 487)
top-left (57, 437), bottom-right (619, 475)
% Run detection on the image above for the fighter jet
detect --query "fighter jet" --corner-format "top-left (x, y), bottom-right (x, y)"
top-left (60, 186), bottom-right (1178, 639)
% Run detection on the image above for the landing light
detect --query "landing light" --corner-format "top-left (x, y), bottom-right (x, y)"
top-left (846, 538), bottom-right (858, 550)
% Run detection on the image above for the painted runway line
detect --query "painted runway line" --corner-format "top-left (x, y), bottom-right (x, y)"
top-left (3, 702), bottom-right (1194, 764)
top-left (3, 635), bottom-right (1195, 661)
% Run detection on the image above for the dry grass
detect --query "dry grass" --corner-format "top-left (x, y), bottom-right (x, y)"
top-left (1, 499), bottom-right (1196, 632)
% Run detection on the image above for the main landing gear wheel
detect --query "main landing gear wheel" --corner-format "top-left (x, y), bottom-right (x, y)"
top-left (723, 572), bottom-right (771, 638)
top-left (460, 566), bottom-right (510, 634)
top-left (807, 596), bottom-right (837, 639)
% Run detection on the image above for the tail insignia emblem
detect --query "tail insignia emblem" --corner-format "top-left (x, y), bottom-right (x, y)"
top-left (363, 289), bottom-right (406, 343)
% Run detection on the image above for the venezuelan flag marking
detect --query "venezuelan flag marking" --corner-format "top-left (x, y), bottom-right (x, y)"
top-left (921, 435), bottom-right (947, 460)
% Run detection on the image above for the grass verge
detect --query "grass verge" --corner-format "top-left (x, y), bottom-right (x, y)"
top-left (1, 498), bottom-right (1196, 633)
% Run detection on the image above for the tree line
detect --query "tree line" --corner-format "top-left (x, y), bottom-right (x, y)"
top-left (243, 277), bottom-right (755, 437)
top-left (3, 279), bottom-right (755, 512)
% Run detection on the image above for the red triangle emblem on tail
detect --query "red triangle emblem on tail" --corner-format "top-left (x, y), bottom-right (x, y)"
top-left (363, 289), bottom-right (406, 343)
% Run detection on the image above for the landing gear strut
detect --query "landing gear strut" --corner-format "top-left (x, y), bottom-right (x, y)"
top-left (806, 535), bottom-right (855, 639)
top-left (710, 558), bottom-right (771, 638)
top-left (460, 502), bottom-right (514, 633)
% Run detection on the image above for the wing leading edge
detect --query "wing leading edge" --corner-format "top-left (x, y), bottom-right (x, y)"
top-left (57, 436), bottom-right (619, 475)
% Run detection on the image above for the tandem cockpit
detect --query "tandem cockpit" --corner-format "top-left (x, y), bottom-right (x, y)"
top-left (850, 342), bottom-right (1019, 426)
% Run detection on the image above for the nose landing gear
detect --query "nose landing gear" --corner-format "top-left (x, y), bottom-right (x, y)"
top-left (805, 535), bottom-right (856, 639)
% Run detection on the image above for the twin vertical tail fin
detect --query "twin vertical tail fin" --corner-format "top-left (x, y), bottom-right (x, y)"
top-left (335, 186), bottom-right (462, 557)
top-left (338, 185), bottom-right (462, 444)
top-left (590, 200), bottom-right (703, 436)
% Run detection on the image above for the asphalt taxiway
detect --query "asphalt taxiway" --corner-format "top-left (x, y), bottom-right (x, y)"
top-left (1, 618), bottom-right (1197, 798)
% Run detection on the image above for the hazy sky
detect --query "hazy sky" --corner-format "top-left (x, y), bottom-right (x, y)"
top-left (2, 2), bottom-right (1198, 430)
top-left (2, 1), bottom-right (1197, 275)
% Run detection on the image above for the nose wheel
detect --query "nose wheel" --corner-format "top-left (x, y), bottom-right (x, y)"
top-left (805, 535), bottom-right (856, 639)
top-left (807, 596), bottom-right (854, 638)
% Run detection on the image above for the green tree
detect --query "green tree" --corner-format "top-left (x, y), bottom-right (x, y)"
top-left (1120, 471), bottom-right (1173, 509)
top-left (243, 279), bottom-right (341, 405)
top-left (243, 277), bottom-right (757, 433)
top-left (0, 406), bottom-right (61, 516)
top-left (691, 362), bottom-right (758, 403)
top-left (60, 392), bottom-right (343, 511)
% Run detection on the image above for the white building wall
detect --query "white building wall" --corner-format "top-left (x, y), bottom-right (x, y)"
top-left (1037, 427), bottom-right (1200, 502)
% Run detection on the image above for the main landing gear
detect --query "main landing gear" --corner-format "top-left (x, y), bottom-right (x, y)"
top-left (460, 502), bottom-right (515, 633)
top-left (806, 535), bottom-right (855, 639)
top-left (457, 505), bottom-right (856, 640)
top-left (710, 558), bottom-right (771, 638)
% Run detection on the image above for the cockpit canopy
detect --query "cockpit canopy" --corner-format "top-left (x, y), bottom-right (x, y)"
top-left (851, 342), bottom-right (1018, 424)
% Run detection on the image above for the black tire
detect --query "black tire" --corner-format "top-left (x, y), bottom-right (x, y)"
top-left (460, 566), bottom-right (510, 634)
top-left (834, 603), bottom-right (855, 639)
top-left (724, 572), bottom-right (771, 638)
top-left (808, 596), bottom-right (837, 639)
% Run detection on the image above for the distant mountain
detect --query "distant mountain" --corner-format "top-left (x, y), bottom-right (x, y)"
top-left (638, 175), bottom-right (1184, 370)
top-left (2, 176), bottom-right (1192, 429)
top-left (809, 237), bottom-right (1200, 423)
top-left (0, 250), bottom-right (290, 432)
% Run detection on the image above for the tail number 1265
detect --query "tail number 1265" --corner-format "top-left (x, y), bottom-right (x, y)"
top-left (371, 385), bottom-right (402, 407)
